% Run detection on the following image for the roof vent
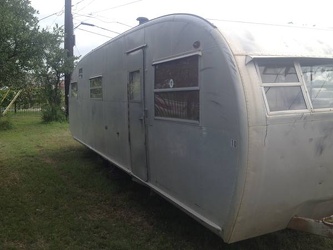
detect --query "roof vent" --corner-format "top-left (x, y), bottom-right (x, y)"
top-left (136, 17), bottom-right (149, 25)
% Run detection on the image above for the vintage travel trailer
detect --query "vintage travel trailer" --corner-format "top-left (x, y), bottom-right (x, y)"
top-left (69, 14), bottom-right (333, 243)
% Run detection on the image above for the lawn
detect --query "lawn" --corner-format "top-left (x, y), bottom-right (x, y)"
top-left (0, 112), bottom-right (332, 249)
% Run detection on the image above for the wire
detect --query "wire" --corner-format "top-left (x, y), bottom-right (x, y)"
top-left (73, 13), bottom-right (133, 29)
top-left (77, 28), bottom-right (113, 38)
top-left (38, 9), bottom-right (64, 21)
top-left (76, 0), bottom-right (98, 12)
top-left (89, 24), bottom-right (120, 34)
top-left (93, 0), bottom-right (142, 14)
top-left (73, 0), bottom-right (88, 6)
top-left (73, 19), bottom-right (122, 34)
top-left (74, 45), bottom-right (82, 57)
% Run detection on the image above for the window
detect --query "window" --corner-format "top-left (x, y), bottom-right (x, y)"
top-left (79, 68), bottom-right (83, 79)
top-left (154, 55), bottom-right (199, 121)
top-left (128, 71), bottom-right (141, 102)
top-left (259, 62), bottom-right (299, 83)
top-left (257, 59), bottom-right (307, 112)
top-left (71, 82), bottom-right (78, 98)
top-left (90, 76), bottom-right (103, 99)
top-left (155, 91), bottom-right (199, 120)
top-left (301, 60), bottom-right (333, 109)
top-left (264, 86), bottom-right (306, 111)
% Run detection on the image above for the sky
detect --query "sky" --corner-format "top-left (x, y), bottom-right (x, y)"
top-left (30, 0), bottom-right (333, 58)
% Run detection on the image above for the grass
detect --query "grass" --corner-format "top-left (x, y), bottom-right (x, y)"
top-left (0, 112), bottom-right (332, 249)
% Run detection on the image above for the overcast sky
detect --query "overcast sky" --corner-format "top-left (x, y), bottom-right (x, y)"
top-left (30, 0), bottom-right (333, 57)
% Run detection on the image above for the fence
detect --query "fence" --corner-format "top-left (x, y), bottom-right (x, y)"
top-left (1, 107), bottom-right (42, 114)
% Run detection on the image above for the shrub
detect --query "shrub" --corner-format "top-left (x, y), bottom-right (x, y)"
top-left (41, 104), bottom-right (66, 123)
top-left (0, 115), bottom-right (13, 130)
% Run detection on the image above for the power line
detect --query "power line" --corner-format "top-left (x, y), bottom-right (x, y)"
top-left (75, 22), bottom-right (120, 34)
top-left (73, 12), bottom-right (133, 28)
top-left (77, 28), bottom-right (113, 38)
top-left (73, 0), bottom-right (88, 6)
top-left (94, 0), bottom-right (143, 14)
top-left (74, 14), bottom-right (132, 28)
top-left (38, 9), bottom-right (64, 21)
top-left (74, 45), bottom-right (82, 57)
top-left (76, 0), bottom-right (98, 12)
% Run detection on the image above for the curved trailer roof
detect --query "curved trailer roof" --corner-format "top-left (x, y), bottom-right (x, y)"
top-left (86, 14), bottom-right (333, 60)
top-left (212, 19), bottom-right (333, 58)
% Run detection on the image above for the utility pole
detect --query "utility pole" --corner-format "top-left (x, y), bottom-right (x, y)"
top-left (64, 0), bottom-right (73, 119)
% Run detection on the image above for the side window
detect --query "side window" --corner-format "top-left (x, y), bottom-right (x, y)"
top-left (153, 55), bottom-right (199, 121)
top-left (79, 68), bottom-right (83, 79)
top-left (70, 82), bottom-right (78, 98)
top-left (257, 59), bottom-right (307, 112)
top-left (90, 76), bottom-right (103, 99)
top-left (300, 61), bottom-right (333, 109)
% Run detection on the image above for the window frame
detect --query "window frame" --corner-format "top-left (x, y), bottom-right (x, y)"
top-left (89, 75), bottom-right (103, 100)
top-left (128, 70), bottom-right (142, 103)
top-left (256, 59), bottom-right (311, 114)
top-left (70, 81), bottom-right (78, 99)
top-left (298, 59), bottom-right (333, 111)
top-left (152, 52), bottom-right (201, 123)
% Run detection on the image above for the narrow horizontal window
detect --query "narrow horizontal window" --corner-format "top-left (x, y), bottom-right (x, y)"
top-left (258, 61), bottom-right (299, 83)
top-left (264, 86), bottom-right (306, 111)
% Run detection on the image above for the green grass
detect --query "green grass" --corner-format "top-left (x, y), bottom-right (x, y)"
top-left (0, 112), bottom-right (332, 249)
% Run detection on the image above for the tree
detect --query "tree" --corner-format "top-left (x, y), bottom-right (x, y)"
top-left (35, 26), bottom-right (76, 122)
top-left (0, 0), bottom-right (42, 88)
top-left (0, 0), bottom-right (76, 123)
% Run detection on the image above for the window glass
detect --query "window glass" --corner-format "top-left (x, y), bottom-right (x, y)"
top-left (154, 55), bottom-right (200, 121)
top-left (155, 55), bottom-right (198, 89)
top-left (79, 68), bottom-right (83, 79)
top-left (128, 71), bottom-right (141, 101)
top-left (154, 91), bottom-right (199, 120)
top-left (301, 62), bottom-right (333, 109)
top-left (90, 76), bottom-right (102, 99)
top-left (90, 88), bottom-right (102, 99)
top-left (264, 86), bottom-right (306, 111)
top-left (71, 82), bottom-right (78, 98)
top-left (258, 61), bottom-right (299, 83)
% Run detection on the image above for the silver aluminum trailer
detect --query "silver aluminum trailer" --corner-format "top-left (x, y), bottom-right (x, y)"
top-left (69, 14), bottom-right (333, 243)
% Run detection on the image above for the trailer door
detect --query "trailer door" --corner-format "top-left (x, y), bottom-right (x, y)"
top-left (126, 48), bottom-right (148, 181)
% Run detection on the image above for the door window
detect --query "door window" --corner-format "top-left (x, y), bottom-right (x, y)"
top-left (129, 71), bottom-right (141, 102)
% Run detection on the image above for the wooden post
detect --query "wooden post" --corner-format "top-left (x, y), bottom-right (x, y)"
top-left (64, 0), bottom-right (74, 119)
top-left (2, 90), bottom-right (22, 116)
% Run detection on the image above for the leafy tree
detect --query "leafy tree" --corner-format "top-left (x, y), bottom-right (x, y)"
top-left (36, 26), bottom-right (76, 122)
top-left (0, 0), bottom-right (41, 88)
top-left (0, 0), bottom-right (76, 123)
